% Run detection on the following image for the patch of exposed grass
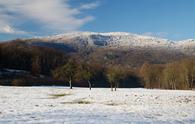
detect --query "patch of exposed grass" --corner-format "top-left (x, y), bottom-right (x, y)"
top-left (106, 103), bottom-right (118, 106)
top-left (77, 100), bottom-right (91, 104)
top-left (105, 102), bottom-right (121, 106)
top-left (48, 93), bottom-right (71, 99)
top-left (60, 99), bottom-right (91, 105)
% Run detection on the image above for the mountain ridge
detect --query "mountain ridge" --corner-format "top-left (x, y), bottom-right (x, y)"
top-left (1, 32), bottom-right (195, 54)
top-left (1, 32), bottom-right (194, 68)
top-left (27, 32), bottom-right (195, 54)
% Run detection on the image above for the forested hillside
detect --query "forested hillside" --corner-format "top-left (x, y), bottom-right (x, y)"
top-left (0, 39), bottom-right (194, 89)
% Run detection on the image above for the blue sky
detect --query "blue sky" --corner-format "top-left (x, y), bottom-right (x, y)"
top-left (0, 0), bottom-right (195, 41)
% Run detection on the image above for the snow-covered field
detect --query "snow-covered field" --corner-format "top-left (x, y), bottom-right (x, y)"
top-left (0, 86), bottom-right (194, 124)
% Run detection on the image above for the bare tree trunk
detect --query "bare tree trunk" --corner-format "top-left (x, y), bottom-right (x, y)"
top-left (172, 81), bottom-right (176, 90)
top-left (111, 83), bottom-right (113, 91)
top-left (171, 82), bottom-right (174, 90)
top-left (158, 78), bottom-right (161, 89)
top-left (175, 77), bottom-right (177, 90)
top-left (148, 80), bottom-right (151, 89)
top-left (115, 82), bottom-right (117, 91)
top-left (88, 80), bottom-right (91, 90)
top-left (69, 78), bottom-right (72, 89)
top-left (186, 75), bottom-right (190, 89)
top-left (191, 74), bottom-right (194, 89)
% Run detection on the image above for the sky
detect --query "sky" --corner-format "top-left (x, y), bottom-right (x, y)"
top-left (0, 0), bottom-right (195, 41)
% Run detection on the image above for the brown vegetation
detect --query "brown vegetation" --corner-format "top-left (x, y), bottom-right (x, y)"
top-left (0, 40), bottom-right (194, 89)
top-left (140, 59), bottom-right (195, 89)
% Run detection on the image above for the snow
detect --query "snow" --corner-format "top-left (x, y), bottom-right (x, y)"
top-left (0, 86), bottom-right (195, 124)
top-left (3, 31), bottom-right (193, 54)
top-left (42, 32), bottom-right (172, 48)
top-left (32, 32), bottom-right (195, 53)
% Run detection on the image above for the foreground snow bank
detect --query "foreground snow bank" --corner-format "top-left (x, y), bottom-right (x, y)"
top-left (0, 86), bottom-right (194, 124)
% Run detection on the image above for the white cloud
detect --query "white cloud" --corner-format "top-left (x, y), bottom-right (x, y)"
top-left (0, 0), bottom-right (99, 35)
top-left (0, 25), bottom-right (18, 34)
top-left (80, 1), bottom-right (100, 10)
top-left (0, 19), bottom-right (27, 34)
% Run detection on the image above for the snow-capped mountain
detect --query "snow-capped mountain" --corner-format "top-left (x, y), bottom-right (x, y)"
top-left (2, 32), bottom-right (194, 67)
top-left (29, 32), bottom-right (195, 54)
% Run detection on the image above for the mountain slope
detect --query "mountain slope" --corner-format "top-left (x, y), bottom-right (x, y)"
top-left (27, 32), bottom-right (195, 54)
top-left (1, 32), bottom-right (194, 67)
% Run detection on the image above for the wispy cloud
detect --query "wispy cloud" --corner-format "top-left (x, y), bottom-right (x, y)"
top-left (80, 1), bottom-right (100, 10)
top-left (0, 0), bottom-right (99, 35)
top-left (0, 25), bottom-right (27, 34)
top-left (143, 32), bottom-right (168, 38)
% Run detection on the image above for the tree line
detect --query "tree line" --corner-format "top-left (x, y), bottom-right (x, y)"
top-left (52, 59), bottom-right (139, 91)
top-left (140, 58), bottom-right (195, 90)
top-left (0, 41), bottom-right (141, 88)
top-left (0, 40), bottom-right (194, 90)
top-left (52, 58), bottom-right (195, 90)
top-left (0, 40), bottom-right (67, 76)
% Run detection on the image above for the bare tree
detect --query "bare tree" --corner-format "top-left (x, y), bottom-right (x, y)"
top-left (52, 59), bottom-right (77, 89)
top-left (106, 65), bottom-right (126, 91)
top-left (75, 63), bottom-right (94, 90)
top-left (163, 62), bottom-right (185, 90)
top-left (180, 59), bottom-right (195, 89)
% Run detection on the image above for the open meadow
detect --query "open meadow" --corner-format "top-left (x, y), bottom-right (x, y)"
top-left (0, 86), bottom-right (194, 124)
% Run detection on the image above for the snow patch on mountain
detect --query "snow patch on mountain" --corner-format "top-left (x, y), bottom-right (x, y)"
top-left (31, 32), bottom-right (195, 53)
